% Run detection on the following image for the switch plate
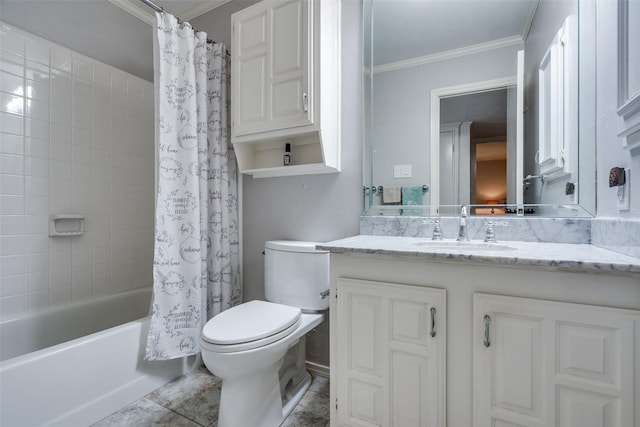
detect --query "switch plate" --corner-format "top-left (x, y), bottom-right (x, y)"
top-left (617, 169), bottom-right (630, 211)
top-left (394, 164), bottom-right (412, 178)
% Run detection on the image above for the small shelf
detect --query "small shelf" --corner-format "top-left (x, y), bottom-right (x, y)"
top-left (233, 130), bottom-right (339, 178)
top-left (49, 214), bottom-right (84, 236)
top-left (243, 163), bottom-right (339, 179)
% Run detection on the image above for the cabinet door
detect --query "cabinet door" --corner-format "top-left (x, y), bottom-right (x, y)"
top-left (269, 0), bottom-right (311, 128)
top-left (336, 278), bottom-right (446, 427)
top-left (233, 5), bottom-right (268, 136)
top-left (474, 293), bottom-right (640, 427)
top-left (232, 0), bottom-right (311, 137)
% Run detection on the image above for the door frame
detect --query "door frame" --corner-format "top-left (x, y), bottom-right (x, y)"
top-left (430, 76), bottom-right (517, 213)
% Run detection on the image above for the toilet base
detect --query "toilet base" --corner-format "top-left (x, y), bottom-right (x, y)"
top-left (217, 362), bottom-right (284, 427)
top-left (282, 370), bottom-right (312, 420)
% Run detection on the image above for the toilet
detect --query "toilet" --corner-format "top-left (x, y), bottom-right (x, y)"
top-left (200, 240), bottom-right (329, 427)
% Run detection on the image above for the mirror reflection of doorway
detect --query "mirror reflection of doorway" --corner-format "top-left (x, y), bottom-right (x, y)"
top-left (439, 88), bottom-right (511, 215)
top-left (473, 140), bottom-right (507, 214)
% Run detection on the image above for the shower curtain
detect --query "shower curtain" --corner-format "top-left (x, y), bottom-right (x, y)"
top-left (145, 12), bottom-right (241, 361)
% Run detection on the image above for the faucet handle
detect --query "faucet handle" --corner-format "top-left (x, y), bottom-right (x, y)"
top-left (422, 219), bottom-right (443, 240)
top-left (484, 220), bottom-right (509, 243)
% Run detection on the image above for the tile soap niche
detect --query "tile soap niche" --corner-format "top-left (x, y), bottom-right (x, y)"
top-left (49, 215), bottom-right (85, 237)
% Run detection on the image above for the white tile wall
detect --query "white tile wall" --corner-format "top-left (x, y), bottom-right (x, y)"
top-left (0, 22), bottom-right (155, 319)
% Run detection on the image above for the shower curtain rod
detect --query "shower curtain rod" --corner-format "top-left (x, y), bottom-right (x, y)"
top-left (140, 0), bottom-right (164, 14)
top-left (139, 0), bottom-right (226, 50)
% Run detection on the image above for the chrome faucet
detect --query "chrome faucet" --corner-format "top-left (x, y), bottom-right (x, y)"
top-left (456, 205), bottom-right (469, 241)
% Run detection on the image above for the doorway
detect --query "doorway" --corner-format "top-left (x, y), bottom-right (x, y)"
top-left (438, 88), bottom-right (509, 214)
top-left (429, 50), bottom-right (524, 214)
top-left (429, 74), bottom-right (522, 214)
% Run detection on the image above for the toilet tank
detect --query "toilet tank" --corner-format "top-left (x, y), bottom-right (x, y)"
top-left (264, 241), bottom-right (329, 311)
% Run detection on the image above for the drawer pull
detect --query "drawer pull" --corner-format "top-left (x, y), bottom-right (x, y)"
top-left (430, 307), bottom-right (436, 337)
top-left (483, 315), bottom-right (491, 347)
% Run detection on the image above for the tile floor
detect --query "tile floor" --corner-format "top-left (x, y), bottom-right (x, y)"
top-left (91, 366), bottom-right (330, 427)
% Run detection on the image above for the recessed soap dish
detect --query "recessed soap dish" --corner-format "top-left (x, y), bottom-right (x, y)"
top-left (49, 215), bottom-right (85, 236)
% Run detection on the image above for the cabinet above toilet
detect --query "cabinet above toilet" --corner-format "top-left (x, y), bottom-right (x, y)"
top-left (231, 0), bottom-right (341, 178)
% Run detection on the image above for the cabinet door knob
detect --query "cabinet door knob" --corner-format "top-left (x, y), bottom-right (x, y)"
top-left (302, 92), bottom-right (308, 113)
top-left (430, 307), bottom-right (436, 337)
top-left (483, 315), bottom-right (491, 347)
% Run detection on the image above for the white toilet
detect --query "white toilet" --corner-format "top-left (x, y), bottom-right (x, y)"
top-left (200, 240), bottom-right (329, 427)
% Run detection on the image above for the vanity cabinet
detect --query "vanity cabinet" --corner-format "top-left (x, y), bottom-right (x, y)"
top-left (474, 293), bottom-right (640, 427)
top-left (334, 278), bottom-right (445, 427)
top-left (230, 0), bottom-right (340, 178)
top-left (328, 252), bottom-right (640, 427)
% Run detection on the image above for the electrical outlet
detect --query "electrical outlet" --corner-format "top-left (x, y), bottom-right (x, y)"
top-left (394, 164), bottom-right (412, 178)
top-left (617, 169), bottom-right (630, 211)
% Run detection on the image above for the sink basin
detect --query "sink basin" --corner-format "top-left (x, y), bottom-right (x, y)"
top-left (413, 241), bottom-right (516, 251)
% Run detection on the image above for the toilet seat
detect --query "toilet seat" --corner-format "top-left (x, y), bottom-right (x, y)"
top-left (201, 300), bottom-right (302, 353)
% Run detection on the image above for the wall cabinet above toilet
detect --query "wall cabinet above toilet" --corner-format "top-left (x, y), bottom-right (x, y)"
top-left (231, 0), bottom-right (341, 178)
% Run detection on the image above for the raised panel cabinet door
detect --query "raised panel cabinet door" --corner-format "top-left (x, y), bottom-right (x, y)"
top-left (232, 6), bottom-right (268, 135)
top-left (232, 0), bottom-right (311, 138)
top-left (270, 0), bottom-right (311, 128)
top-left (473, 293), bottom-right (640, 427)
top-left (336, 278), bottom-right (446, 427)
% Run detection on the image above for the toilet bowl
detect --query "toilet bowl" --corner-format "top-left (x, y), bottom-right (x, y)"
top-left (200, 241), bottom-right (329, 427)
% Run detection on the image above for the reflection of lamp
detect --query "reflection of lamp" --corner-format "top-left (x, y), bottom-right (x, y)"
top-left (476, 200), bottom-right (505, 215)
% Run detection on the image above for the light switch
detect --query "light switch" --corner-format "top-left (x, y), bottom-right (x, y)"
top-left (394, 164), bottom-right (412, 178)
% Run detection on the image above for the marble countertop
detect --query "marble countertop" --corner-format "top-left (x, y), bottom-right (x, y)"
top-left (318, 235), bottom-right (640, 276)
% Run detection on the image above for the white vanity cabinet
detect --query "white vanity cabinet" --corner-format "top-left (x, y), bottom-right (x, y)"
top-left (334, 278), bottom-right (445, 427)
top-left (231, 0), bottom-right (340, 178)
top-left (328, 251), bottom-right (640, 427)
top-left (473, 293), bottom-right (640, 427)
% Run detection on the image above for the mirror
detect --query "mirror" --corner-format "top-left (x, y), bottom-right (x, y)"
top-left (363, 0), bottom-right (596, 217)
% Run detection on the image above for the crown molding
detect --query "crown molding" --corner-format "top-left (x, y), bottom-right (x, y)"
top-left (179, 0), bottom-right (232, 21)
top-left (109, 0), bottom-right (155, 25)
top-left (109, 0), bottom-right (232, 26)
top-left (373, 35), bottom-right (523, 75)
top-left (520, 0), bottom-right (540, 41)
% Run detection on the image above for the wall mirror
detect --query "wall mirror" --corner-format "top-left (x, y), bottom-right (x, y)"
top-left (363, 0), bottom-right (596, 217)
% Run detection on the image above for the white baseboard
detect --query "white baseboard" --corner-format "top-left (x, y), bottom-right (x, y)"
top-left (306, 361), bottom-right (330, 378)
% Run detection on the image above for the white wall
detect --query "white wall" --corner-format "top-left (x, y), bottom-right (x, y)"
top-left (371, 43), bottom-right (521, 200)
top-left (0, 23), bottom-right (155, 319)
top-left (595, 0), bottom-right (640, 217)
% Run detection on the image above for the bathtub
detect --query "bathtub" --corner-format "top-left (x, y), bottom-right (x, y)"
top-left (0, 287), bottom-right (184, 427)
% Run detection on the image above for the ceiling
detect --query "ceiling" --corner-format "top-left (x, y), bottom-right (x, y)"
top-left (440, 89), bottom-right (508, 144)
top-left (372, 0), bottom-right (537, 67)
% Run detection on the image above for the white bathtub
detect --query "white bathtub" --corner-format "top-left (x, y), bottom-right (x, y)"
top-left (0, 288), bottom-right (184, 427)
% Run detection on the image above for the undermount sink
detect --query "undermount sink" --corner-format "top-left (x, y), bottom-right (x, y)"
top-left (413, 241), bottom-right (516, 251)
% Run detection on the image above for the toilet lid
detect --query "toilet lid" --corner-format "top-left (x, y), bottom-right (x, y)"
top-left (202, 300), bottom-right (301, 345)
